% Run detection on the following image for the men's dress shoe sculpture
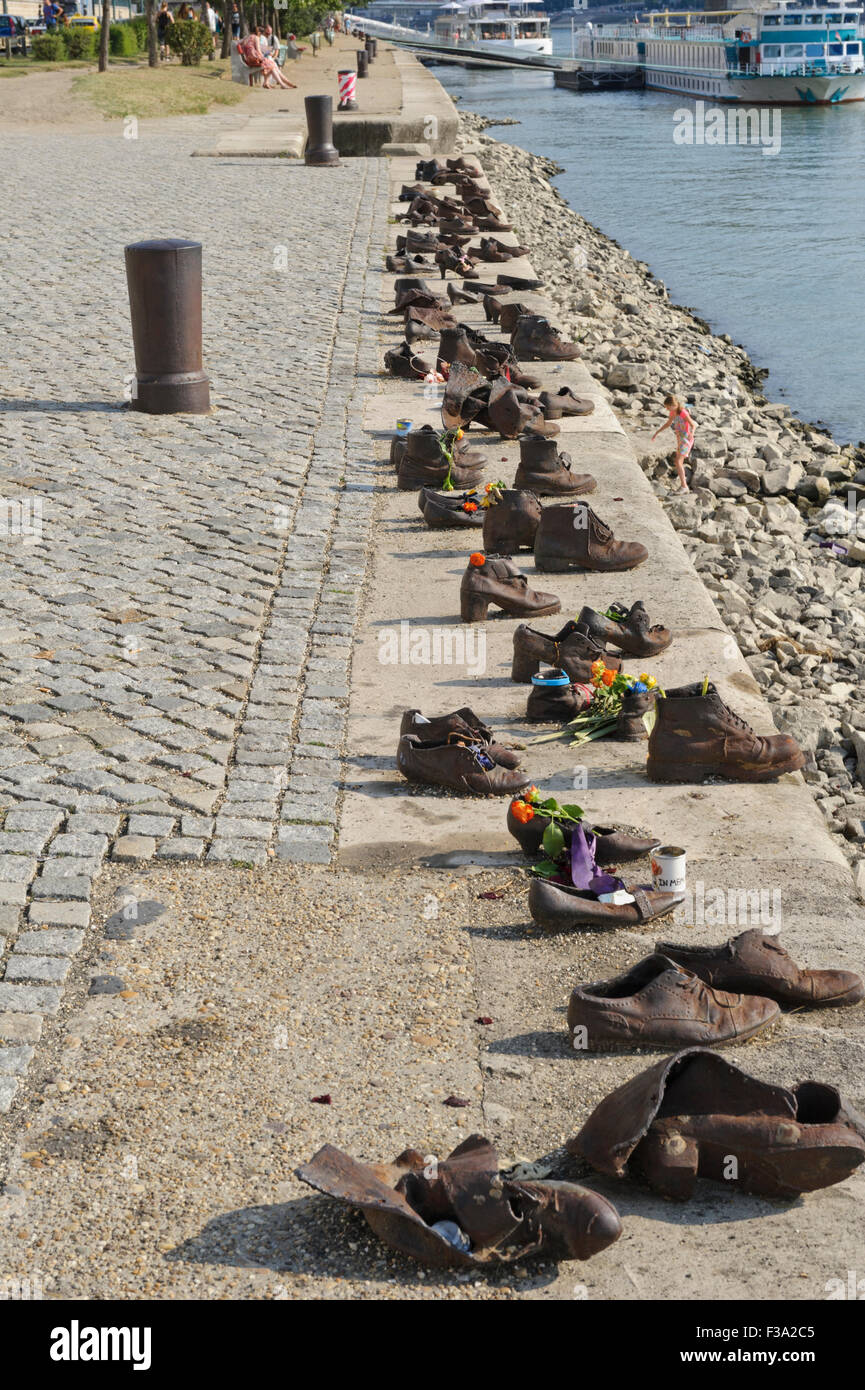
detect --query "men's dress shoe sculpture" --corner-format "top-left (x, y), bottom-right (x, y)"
top-left (511, 314), bottom-right (580, 362)
top-left (384, 342), bottom-right (432, 380)
top-left (419, 488), bottom-right (485, 529)
top-left (400, 708), bottom-right (522, 769)
top-left (498, 300), bottom-right (530, 335)
top-left (526, 669), bottom-right (592, 723)
top-left (577, 601), bottom-right (672, 657)
top-left (511, 618), bottom-right (620, 684)
top-left (514, 436), bottom-right (597, 497)
top-left (296, 1135), bottom-right (622, 1268)
top-left (507, 801), bottom-right (659, 867)
top-left (655, 928), bottom-right (865, 1010)
top-left (460, 553), bottom-right (561, 623)
top-left (566, 954), bottom-right (780, 1053)
top-left (497, 272), bottom-right (545, 291)
top-left (397, 733), bottom-right (530, 796)
top-left (568, 1047), bottom-right (865, 1200)
top-left (481, 487), bottom-right (542, 553)
top-left (534, 502), bottom-right (649, 573)
top-left (647, 682), bottom-right (806, 783)
top-left (529, 875), bottom-right (684, 931)
top-left (538, 387), bottom-right (595, 419)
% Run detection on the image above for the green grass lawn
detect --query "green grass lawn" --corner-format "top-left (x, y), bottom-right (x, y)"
top-left (73, 59), bottom-right (246, 118)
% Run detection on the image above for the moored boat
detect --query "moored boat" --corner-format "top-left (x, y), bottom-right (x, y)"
top-left (576, 1), bottom-right (865, 102)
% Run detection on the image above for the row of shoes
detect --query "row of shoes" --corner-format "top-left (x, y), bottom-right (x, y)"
top-left (298, 1037), bottom-right (865, 1265)
top-left (295, 153), bottom-right (862, 1273)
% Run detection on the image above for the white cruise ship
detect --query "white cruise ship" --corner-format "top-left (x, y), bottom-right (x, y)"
top-left (346, 1), bottom-right (553, 61)
top-left (577, 2), bottom-right (865, 102)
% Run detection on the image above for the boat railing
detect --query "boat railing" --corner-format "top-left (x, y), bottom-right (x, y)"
top-left (728, 60), bottom-right (863, 74)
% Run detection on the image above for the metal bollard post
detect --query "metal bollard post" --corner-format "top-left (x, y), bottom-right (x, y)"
top-left (365, 36), bottom-right (375, 63)
top-left (356, 48), bottom-right (368, 77)
top-left (337, 69), bottom-right (358, 110)
top-left (124, 239), bottom-right (210, 415)
top-left (370, 37), bottom-right (378, 58)
top-left (304, 95), bottom-right (340, 167)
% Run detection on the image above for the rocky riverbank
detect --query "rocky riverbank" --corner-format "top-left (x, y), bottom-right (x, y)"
top-left (457, 110), bottom-right (865, 884)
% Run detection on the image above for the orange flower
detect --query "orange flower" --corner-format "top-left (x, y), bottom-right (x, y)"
top-left (510, 800), bottom-right (535, 824)
top-left (469, 552), bottom-right (486, 567)
top-left (463, 501), bottom-right (478, 513)
top-left (590, 658), bottom-right (605, 675)
top-left (601, 669), bottom-right (615, 687)
top-left (485, 482), bottom-right (494, 492)
top-left (525, 786), bottom-right (539, 802)
top-left (455, 428), bottom-right (464, 441)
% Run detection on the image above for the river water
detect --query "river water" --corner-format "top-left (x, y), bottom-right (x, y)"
top-left (430, 40), bottom-right (865, 443)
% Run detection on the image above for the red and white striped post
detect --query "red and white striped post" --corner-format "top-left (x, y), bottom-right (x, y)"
top-left (338, 69), bottom-right (358, 110)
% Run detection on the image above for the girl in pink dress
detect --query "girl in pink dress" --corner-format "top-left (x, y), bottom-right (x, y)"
top-left (653, 394), bottom-right (696, 492)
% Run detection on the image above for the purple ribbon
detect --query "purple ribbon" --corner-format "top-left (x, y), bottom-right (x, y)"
top-left (569, 822), bottom-right (625, 896)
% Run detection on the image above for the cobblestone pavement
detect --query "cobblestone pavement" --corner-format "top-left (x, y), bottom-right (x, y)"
top-left (0, 130), bottom-right (389, 1112)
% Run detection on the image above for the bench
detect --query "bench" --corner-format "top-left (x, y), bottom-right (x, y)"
top-left (230, 39), bottom-right (263, 86)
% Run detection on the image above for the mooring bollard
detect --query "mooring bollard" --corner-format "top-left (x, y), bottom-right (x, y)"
top-left (369, 37), bottom-right (378, 58)
top-left (124, 239), bottom-right (210, 415)
top-left (365, 36), bottom-right (375, 63)
top-left (338, 69), bottom-right (358, 111)
top-left (304, 95), bottom-right (340, 167)
top-left (356, 48), bottom-right (368, 77)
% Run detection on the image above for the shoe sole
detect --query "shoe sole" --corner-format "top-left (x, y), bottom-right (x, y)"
top-left (535, 555), bottom-right (648, 573)
top-left (570, 1009), bottom-right (780, 1054)
top-left (647, 753), bottom-right (806, 783)
top-left (789, 983), bottom-right (865, 1009)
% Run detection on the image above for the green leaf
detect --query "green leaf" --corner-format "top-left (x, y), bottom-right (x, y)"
top-left (560, 803), bottom-right (584, 821)
top-left (541, 823), bottom-right (565, 859)
top-left (530, 859), bottom-right (560, 878)
top-left (539, 797), bottom-right (561, 812)
top-left (642, 708), bottom-right (657, 736)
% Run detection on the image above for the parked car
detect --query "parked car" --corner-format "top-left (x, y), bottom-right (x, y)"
top-left (0, 15), bottom-right (28, 53)
top-left (68, 13), bottom-right (99, 30)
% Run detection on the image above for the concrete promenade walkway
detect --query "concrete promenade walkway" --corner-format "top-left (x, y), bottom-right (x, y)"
top-left (0, 54), bottom-right (861, 1302)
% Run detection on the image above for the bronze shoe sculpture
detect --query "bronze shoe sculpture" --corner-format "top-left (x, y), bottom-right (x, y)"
top-left (481, 487), bottom-right (542, 553)
top-left (514, 436), bottom-right (597, 497)
top-left (296, 1135), bottom-right (622, 1267)
top-left (384, 342), bottom-right (433, 381)
top-left (511, 313), bottom-right (580, 361)
top-left (527, 669), bottom-right (592, 723)
top-left (400, 707), bottom-right (522, 769)
top-left (506, 799), bottom-right (659, 866)
top-left (567, 954), bottom-right (780, 1053)
top-left (613, 684), bottom-right (657, 742)
top-left (577, 601), bottom-right (672, 657)
top-left (568, 1047), bottom-right (865, 1200)
top-left (529, 875), bottom-right (684, 931)
top-left (511, 618), bottom-right (620, 684)
top-left (538, 387), bottom-right (595, 419)
top-left (647, 682), bottom-right (806, 784)
top-left (397, 425), bottom-right (485, 492)
top-left (397, 733), bottom-right (530, 796)
top-left (419, 488), bottom-right (485, 529)
top-left (460, 553), bottom-right (561, 623)
top-left (534, 502), bottom-right (649, 573)
top-left (655, 928), bottom-right (865, 1011)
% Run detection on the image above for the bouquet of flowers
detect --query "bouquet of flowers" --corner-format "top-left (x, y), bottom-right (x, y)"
top-left (532, 659), bottom-right (659, 747)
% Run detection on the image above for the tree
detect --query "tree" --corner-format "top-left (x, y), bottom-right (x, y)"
top-left (146, 0), bottom-right (159, 66)
top-left (221, 0), bottom-right (231, 56)
top-left (98, 0), bottom-right (110, 71)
